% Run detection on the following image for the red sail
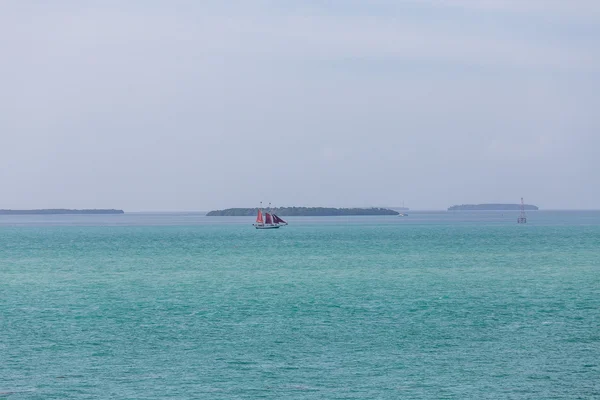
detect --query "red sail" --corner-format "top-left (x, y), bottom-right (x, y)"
top-left (256, 209), bottom-right (264, 224)
top-left (273, 214), bottom-right (287, 224)
top-left (265, 213), bottom-right (273, 224)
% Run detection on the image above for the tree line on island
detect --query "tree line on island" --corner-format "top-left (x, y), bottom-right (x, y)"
top-left (206, 207), bottom-right (400, 216)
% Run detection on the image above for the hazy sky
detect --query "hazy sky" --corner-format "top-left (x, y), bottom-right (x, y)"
top-left (1, 1), bottom-right (599, 211)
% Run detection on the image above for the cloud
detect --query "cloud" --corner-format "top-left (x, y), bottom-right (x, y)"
top-left (414, 0), bottom-right (600, 20)
top-left (3, 2), bottom-right (596, 73)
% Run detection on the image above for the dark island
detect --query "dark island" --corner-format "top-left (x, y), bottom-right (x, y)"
top-left (206, 207), bottom-right (399, 216)
top-left (448, 204), bottom-right (539, 211)
top-left (0, 209), bottom-right (125, 215)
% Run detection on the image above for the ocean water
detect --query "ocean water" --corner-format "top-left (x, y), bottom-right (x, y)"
top-left (1, 211), bottom-right (599, 399)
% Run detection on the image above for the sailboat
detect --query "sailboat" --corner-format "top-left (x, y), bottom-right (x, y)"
top-left (253, 203), bottom-right (287, 229)
top-left (517, 197), bottom-right (527, 224)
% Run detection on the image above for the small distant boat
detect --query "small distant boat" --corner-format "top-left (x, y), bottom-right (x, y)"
top-left (253, 203), bottom-right (287, 229)
top-left (398, 213), bottom-right (408, 217)
top-left (517, 197), bottom-right (527, 224)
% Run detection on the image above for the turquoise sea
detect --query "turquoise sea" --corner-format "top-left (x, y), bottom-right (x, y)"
top-left (1, 211), bottom-right (599, 399)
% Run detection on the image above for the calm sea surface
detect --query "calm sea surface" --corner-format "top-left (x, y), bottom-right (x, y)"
top-left (1, 211), bottom-right (599, 399)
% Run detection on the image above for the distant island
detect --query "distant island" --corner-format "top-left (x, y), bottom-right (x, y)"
top-left (448, 204), bottom-right (539, 211)
top-left (0, 209), bottom-right (125, 215)
top-left (206, 207), bottom-right (399, 216)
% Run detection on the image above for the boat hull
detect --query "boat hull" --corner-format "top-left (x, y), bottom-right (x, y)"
top-left (253, 224), bottom-right (280, 229)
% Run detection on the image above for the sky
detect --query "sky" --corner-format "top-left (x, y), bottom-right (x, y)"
top-left (1, 0), bottom-right (599, 211)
